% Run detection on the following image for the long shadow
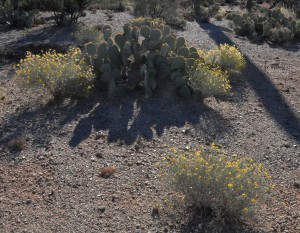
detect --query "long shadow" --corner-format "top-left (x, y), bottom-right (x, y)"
top-left (4, 24), bottom-right (78, 61)
top-left (69, 90), bottom-right (232, 146)
top-left (199, 22), bottom-right (300, 143)
top-left (0, 96), bottom-right (96, 161)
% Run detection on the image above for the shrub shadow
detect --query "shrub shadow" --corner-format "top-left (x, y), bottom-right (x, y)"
top-left (199, 22), bottom-right (300, 143)
top-left (180, 206), bottom-right (260, 233)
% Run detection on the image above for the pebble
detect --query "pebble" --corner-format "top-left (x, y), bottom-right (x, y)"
top-left (97, 206), bottom-right (106, 213)
top-left (294, 180), bottom-right (300, 189)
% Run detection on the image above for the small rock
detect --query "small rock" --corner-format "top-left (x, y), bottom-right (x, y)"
top-left (25, 199), bottom-right (33, 205)
top-left (95, 152), bottom-right (103, 158)
top-left (136, 160), bottom-right (143, 165)
top-left (97, 206), bottom-right (106, 213)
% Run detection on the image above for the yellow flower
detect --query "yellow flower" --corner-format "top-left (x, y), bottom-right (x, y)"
top-left (227, 183), bottom-right (233, 188)
top-left (251, 199), bottom-right (257, 204)
top-left (242, 193), bottom-right (247, 198)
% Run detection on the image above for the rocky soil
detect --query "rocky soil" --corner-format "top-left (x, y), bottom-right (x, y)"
top-left (0, 10), bottom-right (299, 233)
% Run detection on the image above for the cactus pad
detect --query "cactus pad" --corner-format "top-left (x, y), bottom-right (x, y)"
top-left (140, 26), bottom-right (151, 38)
top-left (170, 56), bottom-right (185, 70)
top-left (178, 47), bottom-right (190, 58)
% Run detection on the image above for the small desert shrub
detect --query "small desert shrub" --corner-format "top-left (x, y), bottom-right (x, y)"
top-left (8, 138), bottom-right (26, 150)
top-left (205, 44), bottom-right (246, 73)
top-left (73, 26), bottom-right (102, 44)
top-left (162, 145), bottom-right (273, 220)
top-left (130, 17), bottom-right (166, 28)
top-left (52, 0), bottom-right (90, 26)
top-left (0, 84), bottom-right (5, 103)
top-left (164, 15), bottom-right (187, 28)
top-left (133, 0), bottom-right (180, 18)
top-left (189, 62), bottom-right (231, 97)
top-left (15, 47), bottom-right (95, 99)
top-left (269, 26), bottom-right (294, 43)
top-left (132, 0), bottom-right (185, 28)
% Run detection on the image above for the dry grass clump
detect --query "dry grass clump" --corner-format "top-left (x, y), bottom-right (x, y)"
top-left (0, 84), bottom-right (5, 103)
top-left (162, 144), bottom-right (273, 221)
top-left (8, 139), bottom-right (26, 151)
top-left (15, 47), bottom-right (95, 99)
top-left (73, 26), bottom-right (103, 44)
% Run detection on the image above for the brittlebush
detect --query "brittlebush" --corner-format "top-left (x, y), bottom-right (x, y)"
top-left (189, 62), bottom-right (231, 97)
top-left (15, 47), bottom-right (95, 99)
top-left (205, 44), bottom-right (246, 73)
top-left (162, 144), bottom-right (273, 220)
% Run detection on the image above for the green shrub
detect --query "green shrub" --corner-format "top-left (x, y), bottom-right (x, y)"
top-left (188, 62), bottom-right (231, 97)
top-left (162, 145), bottom-right (273, 220)
top-left (0, 0), bottom-right (39, 27)
top-left (205, 44), bottom-right (246, 73)
top-left (132, 0), bottom-right (185, 28)
top-left (133, 0), bottom-right (180, 18)
top-left (52, 0), bottom-right (90, 26)
top-left (15, 47), bottom-right (95, 99)
top-left (163, 15), bottom-right (187, 28)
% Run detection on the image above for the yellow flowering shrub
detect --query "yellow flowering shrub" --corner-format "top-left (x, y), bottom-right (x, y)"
top-left (205, 44), bottom-right (246, 73)
top-left (15, 48), bottom-right (95, 99)
top-left (188, 62), bottom-right (231, 97)
top-left (162, 144), bottom-right (273, 220)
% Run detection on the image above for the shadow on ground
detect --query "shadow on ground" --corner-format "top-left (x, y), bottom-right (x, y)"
top-left (69, 90), bottom-right (232, 146)
top-left (199, 22), bottom-right (300, 143)
top-left (180, 207), bottom-right (260, 233)
top-left (0, 88), bottom-right (232, 160)
top-left (3, 24), bottom-right (79, 61)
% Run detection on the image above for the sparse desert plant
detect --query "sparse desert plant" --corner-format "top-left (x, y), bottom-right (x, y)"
top-left (162, 145), bottom-right (273, 220)
top-left (52, 0), bottom-right (90, 26)
top-left (205, 44), bottom-right (246, 73)
top-left (130, 17), bottom-right (166, 28)
top-left (269, 25), bottom-right (294, 43)
top-left (188, 62), bottom-right (231, 97)
top-left (8, 138), bottom-right (26, 150)
top-left (0, 84), bottom-right (5, 103)
top-left (15, 47), bottom-right (95, 99)
top-left (73, 25), bottom-right (102, 44)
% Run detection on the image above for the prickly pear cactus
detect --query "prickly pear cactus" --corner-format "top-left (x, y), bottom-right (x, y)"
top-left (84, 21), bottom-right (207, 99)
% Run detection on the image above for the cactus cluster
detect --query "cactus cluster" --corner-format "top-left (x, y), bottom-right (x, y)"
top-left (230, 9), bottom-right (300, 43)
top-left (2, 9), bottom-right (39, 28)
top-left (84, 22), bottom-right (201, 98)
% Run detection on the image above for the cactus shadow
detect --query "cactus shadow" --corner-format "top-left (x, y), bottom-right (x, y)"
top-left (199, 22), bottom-right (300, 143)
top-left (0, 97), bottom-right (96, 161)
top-left (69, 91), bottom-right (232, 147)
